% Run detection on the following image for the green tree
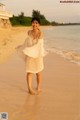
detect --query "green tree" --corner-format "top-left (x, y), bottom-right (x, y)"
top-left (51, 21), bottom-right (58, 26)
top-left (32, 10), bottom-right (40, 18)
top-left (32, 9), bottom-right (45, 19)
top-left (18, 12), bottom-right (24, 18)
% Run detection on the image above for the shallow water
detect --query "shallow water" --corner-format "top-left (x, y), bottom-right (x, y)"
top-left (43, 25), bottom-right (80, 65)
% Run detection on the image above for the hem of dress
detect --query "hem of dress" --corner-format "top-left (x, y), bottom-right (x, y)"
top-left (26, 68), bottom-right (44, 74)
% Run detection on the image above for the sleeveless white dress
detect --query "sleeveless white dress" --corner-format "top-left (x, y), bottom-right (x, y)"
top-left (16, 34), bottom-right (48, 73)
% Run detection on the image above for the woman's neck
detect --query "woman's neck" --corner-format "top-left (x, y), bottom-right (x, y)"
top-left (32, 29), bottom-right (40, 33)
top-left (31, 29), bottom-right (40, 39)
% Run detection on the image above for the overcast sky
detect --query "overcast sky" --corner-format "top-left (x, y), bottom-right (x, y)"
top-left (1, 0), bottom-right (80, 23)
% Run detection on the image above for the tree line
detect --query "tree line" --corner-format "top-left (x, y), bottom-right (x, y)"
top-left (10, 10), bottom-right (58, 26)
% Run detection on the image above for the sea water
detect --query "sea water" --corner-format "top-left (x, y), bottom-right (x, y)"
top-left (43, 25), bottom-right (80, 65)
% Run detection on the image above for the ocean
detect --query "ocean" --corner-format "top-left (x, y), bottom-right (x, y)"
top-left (43, 25), bottom-right (80, 65)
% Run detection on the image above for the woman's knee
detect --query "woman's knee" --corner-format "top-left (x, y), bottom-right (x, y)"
top-left (36, 72), bottom-right (41, 76)
top-left (27, 72), bottom-right (32, 76)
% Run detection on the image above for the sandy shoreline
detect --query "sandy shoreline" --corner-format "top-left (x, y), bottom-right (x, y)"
top-left (0, 26), bottom-right (80, 120)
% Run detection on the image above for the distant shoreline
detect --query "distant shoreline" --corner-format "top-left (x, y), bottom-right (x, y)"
top-left (10, 24), bottom-right (80, 27)
top-left (55, 24), bottom-right (80, 26)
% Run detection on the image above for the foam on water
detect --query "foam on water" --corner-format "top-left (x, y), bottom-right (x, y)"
top-left (43, 26), bottom-right (80, 66)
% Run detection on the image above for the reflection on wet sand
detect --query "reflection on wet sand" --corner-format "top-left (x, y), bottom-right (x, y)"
top-left (12, 95), bottom-right (40, 120)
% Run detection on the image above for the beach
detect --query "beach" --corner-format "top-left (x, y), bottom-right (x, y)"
top-left (0, 26), bottom-right (80, 120)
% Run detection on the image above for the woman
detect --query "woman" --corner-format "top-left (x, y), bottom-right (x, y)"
top-left (16, 17), bottom-right (47, 95)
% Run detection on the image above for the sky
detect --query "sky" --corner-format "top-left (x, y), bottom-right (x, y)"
top-left (1, 0), bottom-right (80, 23)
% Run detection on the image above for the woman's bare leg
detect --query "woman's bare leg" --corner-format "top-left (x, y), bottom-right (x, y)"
top-left (36, 72), bottom-right (42, 92)
top-left (26, 72), bottom-right (35, 95)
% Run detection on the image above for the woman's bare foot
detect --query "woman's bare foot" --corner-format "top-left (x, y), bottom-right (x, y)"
top-left (28, 89), bottom-right (36, 95)
top-left (36, 87), bottom-right (42, 94)
top-left (37, 89), bottom-right (42, 92)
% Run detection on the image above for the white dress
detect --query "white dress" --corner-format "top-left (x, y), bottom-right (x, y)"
top-left (16, 34), bottom-right (48, 73)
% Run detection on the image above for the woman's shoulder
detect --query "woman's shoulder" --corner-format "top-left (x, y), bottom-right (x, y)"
top-left (27, 30), bottom-right (32, 36)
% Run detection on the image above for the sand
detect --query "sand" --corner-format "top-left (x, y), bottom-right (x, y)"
top-left (0, 26), bottom-right (80, 120)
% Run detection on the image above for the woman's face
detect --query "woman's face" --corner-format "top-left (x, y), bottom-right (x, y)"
top-left (32, 20), bottom-right (40, 30)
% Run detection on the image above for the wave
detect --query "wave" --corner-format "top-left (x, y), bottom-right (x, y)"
top-left (46, 47), bottom-right (80, 66)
